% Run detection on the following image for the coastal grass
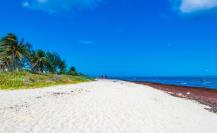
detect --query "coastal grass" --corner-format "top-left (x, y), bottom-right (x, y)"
top-left (0, 72), bottom-right (93, 90)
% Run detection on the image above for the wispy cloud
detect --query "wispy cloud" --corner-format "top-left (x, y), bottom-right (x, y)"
top-left (22, 0), bottom-right (101, 14)
top-left (22, 1), bottom-right (31, 8)
top-left (170, 0), bottom-right (217, 13)
top-left (78, 40), bottom-right (94, 45)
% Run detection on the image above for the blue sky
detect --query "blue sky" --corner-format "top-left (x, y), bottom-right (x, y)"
top-left (1, 0), bottom-right (217, 77)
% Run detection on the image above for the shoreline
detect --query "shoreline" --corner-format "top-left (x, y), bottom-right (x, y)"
top-left (134, 81), bottom-right (217, 113)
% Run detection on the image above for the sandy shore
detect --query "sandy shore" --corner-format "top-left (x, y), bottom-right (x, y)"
top-left (0, 80), bottom-right (217, 133)
top-left (135, 81), bottom-right (217, 113)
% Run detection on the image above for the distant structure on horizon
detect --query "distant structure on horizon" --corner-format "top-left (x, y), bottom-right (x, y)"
top-left (99, 75), bottom-right (108, 79)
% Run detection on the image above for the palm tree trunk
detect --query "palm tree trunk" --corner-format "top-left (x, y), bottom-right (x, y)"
top-left (12, 52), bottom-right (16, 71)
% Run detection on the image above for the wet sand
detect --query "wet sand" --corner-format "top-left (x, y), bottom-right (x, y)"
top-left (135, 82), bottom-right (217, 113)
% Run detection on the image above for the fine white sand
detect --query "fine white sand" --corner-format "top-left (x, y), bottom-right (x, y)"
top-left (0, 80), bottom-right (217, 133)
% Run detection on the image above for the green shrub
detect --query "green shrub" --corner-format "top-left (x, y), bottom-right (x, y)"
top-left (0, 71), bottom-right (93, 90)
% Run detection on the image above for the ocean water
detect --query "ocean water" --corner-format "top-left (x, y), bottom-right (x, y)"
top-left (116, 77), bottom-right (217, 90)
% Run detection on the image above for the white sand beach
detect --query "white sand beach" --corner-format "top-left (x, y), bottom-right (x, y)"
top-left (0, 80), bottom-right (217, 133)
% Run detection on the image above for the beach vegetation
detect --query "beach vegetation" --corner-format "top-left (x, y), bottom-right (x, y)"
top-left (0, 33), bottom-right (93, 89)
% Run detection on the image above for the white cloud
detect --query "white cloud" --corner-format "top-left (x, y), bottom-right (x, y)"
top-left (22, 1), bottom-right (30, 8)
top-left (180, 0), bottom-right (217, 13)
top-left (22, 0), bottom-right (101, 14)
top-left (170, 0), bottom-right (217, 13)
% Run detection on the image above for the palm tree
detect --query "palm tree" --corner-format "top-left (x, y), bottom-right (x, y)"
top-left (46, 52), bottom-right (66, 73)
top-left (68, 66), bottom-right (77, 75)
top-left (19, 42), bottom-right (33, 70)
top-left (58, 60), bottom-right (66, 74)
top-left (0, 36), bottom-right (11, 71)
top-left (46, 52), bottom-right (59, 73)
top-left (0, 56), bottom-right (10, 72)
top-left (0, 33), bottom-right (69, 74)
top-left (0, 33), bottom-right (30, 71)
top-left (31, 50), bottom-right (48, 73)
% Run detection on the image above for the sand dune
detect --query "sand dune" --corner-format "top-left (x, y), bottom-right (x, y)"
top-left (0, 80), bottom-right (217, 133)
